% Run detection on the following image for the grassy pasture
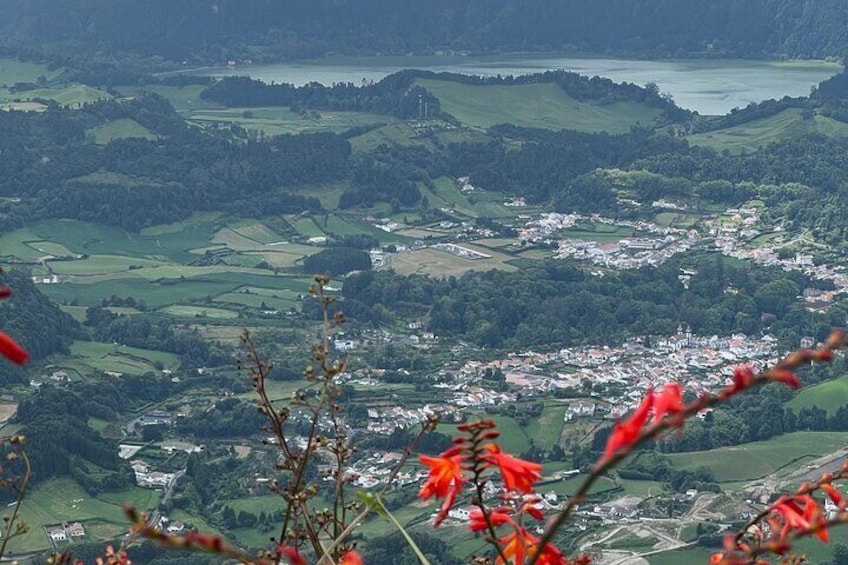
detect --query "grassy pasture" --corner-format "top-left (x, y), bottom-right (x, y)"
top-left (524, 403), bottom-right (569, 449)
top-left (228, 220), bottom-right (284, 244)
top-left (348, 122), bottom-right (429, 152)
top-left (159, 304), bottom-right (240, 319)
top-left (40, 276), bottom-right (231, 308)
top-left (68, 341), bottom-right (179, 375)
top-left (214, 290), bottom-right (298, 310)
top-left (193, 324), bottom-right (258, 345)
top-left (41, 265), bottom-right (312, 311)
top-left (664, 432), bottom-right (848, 483)
top-left (7, 84), bottom-right (110, 107)
top-left (291, 217), bottom-right (326, 238)
top-left (787, 373), bottom-right (848, 415)
top-left (687, 108), bottom-right (848, 154)
top-left (26, 240), bottom-right (75, 257)
top-left (387, 247), bottom-right (517, 277)
top-left (416, 79), bottom-right (663, 133)
top-left (186, 106), bottom-right (397, 137)
top-left (122, 84), bottom-right (215, 114)
top-left (0, 58), bottom-right (61, 85)
top-left (4, 477), bottom-right (148, 554)
top-left (88, 118), bottom-right (157, 144)
top-left (49, 254), bottom-right (167, 276)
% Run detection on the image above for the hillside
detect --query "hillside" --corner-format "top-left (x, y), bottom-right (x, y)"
top-left (1, 1), bottom-right (848, 65)
top-left (414, 79), bottom-right (664, 133)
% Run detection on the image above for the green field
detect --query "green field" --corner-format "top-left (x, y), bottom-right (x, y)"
top-left (0, 216), bottom-right (317, 312)
top-left (348, 122), bottom-right (430, 152)
top-left (524, 403), bottom-right (569, 449)
top-left (665, 431), bottom-right (848, 483)
top-left (787, 373), bottom-right (848, 414)
top-left (186, 106), bottom-right (398, 137)
top-left (0, 58), bottom-right (61, 86)
top-left (6, 84), bottom-right (110, 107)
top-left (416, 79), bottom-right (663, 133)
top-left (67, 341), bottom-right (180, 375)
top-left (159, 304), bottom-right (240, 318)
top-left (4, 478), bottom-right (154, 554)
top-left (647, 546), bottom-right (716, 565)
top-left (88, 118), bottom-right (157, 144)
top-left (687, 108), bottom-right (848, 154)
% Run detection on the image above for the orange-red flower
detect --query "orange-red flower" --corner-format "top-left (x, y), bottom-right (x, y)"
top-left (769, 369), bottom-right (801, 389)
top-left (469, 507), bottom-right (512, 532)
top-left (822, 482), bottom-right (846, 510)
top-left (484, 444), bottom-right (542, 493)
top-left (496, 528), bottom-right (565, 565)
top-left (419, 452), bottom-right (466, 526)
top-left (339, 550), bottom-right (364, 565)
top-left (772, 494), bottom-right (829, 543)
top-left (419, 453), bottom-right (464, 499)
top-left (0, 331), bottom-right (27, 365)
top-left (727, 364), bottom-right (756, 395)
top-left (652, 383), bottom-right (684, 426)
top-left (602, 389), bottom-right (654, 461)
top-left (278, 543), bottom-right (306, 565)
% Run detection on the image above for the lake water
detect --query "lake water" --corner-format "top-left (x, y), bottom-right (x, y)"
top-left (194, 55), bottom-right (841, 116)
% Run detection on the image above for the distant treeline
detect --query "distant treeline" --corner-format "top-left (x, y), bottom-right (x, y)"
top-left (342, 256), bottom-right (842, 349)
top-left (199, 69), bottom-right (687, 123)
top-left (2, 1), bottom-right (848, 64)
top-left (200, 72), bottom-right (442, 119)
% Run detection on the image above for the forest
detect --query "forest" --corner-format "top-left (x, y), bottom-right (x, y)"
top-left (2, 1), bottom-right (848, 64)
top-left (340, 256), bottom-right (841, 350)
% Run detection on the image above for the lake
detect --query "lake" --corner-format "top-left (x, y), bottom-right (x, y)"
top-left (193, 55), bottom-right (841, 116)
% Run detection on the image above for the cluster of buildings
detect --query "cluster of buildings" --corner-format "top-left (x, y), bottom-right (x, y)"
top-left (129, 459), bottom-right (177, 488)
top-left (45, 522), bottom-right (85, 544)
top-left (708, 207), bottom-right (848, 310)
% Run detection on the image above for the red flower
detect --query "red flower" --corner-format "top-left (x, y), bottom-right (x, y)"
top-left (419, 453), bottom-right (464, 499)
top-left (419, 452), bottom-right (466, 526)
top-left (0, 331), bottom-right (27, 365)
top-left (821, 482), bottom-right (846, 510)
top-left (769, 369), bottom-right (801, 389)
top-left (652, 383), bottom-right (684, 426)
top-left (469, 507), bottom-right (512, 532)
top-left (496, 528), bottom-right (565, 565)
top-left (340, 550), bottom-right (364, 565)
top-left (484, 444), bottom-right (542, 493)
top-left (602, 389), bottom-right (654, 461)
top-left (278, 543), bottom-right (306, 565)
top-left (772, 494), bottom-right (829, 543)
top-left (727, 365), bottom-right (756, 394)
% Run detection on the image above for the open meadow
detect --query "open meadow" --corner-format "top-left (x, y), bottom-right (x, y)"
top-left (415, 78), bottom-right (664, 133)
top-left (4, 478), bottom-right (159, 554)
top-left (787, 373), bottom-right (848, 414)
top-left (664, 431), bottom-right (848, 483)
top-left (686, 108), bottom-right (848, 154)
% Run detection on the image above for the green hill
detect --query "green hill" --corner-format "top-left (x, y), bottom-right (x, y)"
top-left (787, 373), bottom-right (848, 415)
top-left (416, 78), bottom-right (663, 133)
top-left (664, 431), bottom-right (848, 483)
top-left (686, 108), bottom-right (848, 154)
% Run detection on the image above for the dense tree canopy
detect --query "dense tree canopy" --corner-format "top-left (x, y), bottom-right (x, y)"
top-left (3, 1), bottom-right (848, 64)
